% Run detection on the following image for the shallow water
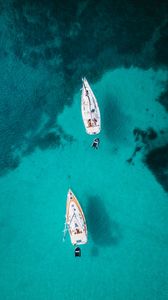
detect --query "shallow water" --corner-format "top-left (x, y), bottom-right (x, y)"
top-left (0, 1), bottom-right (168, 300)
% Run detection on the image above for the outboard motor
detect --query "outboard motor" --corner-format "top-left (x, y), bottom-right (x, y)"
top-left (75, 247), bottom-right (81, 257)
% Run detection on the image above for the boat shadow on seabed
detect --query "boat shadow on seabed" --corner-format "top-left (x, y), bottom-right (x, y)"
top-left (86, 196), bottom-right (122, 253)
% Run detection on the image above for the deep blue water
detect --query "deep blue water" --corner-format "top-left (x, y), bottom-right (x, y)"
top-left (0, 1), bottom-right (168, 299)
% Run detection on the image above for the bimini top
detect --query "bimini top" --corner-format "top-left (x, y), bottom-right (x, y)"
top-left (66, 189), bottom-right (87, 246)
top-left (81, 77), bottom-right (101, 135)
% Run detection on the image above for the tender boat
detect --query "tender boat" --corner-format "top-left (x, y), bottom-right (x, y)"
top-left (81, 77), bottom-right (101, 135)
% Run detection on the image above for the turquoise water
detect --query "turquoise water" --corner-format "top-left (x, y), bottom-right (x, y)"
top-left (0, 2), bottom-right (168, 300)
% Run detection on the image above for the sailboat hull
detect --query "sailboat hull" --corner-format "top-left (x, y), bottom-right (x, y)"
top-left (81, 78), bottom-right (101, 135)
top-left (66, 189), bottom-right (87, 246)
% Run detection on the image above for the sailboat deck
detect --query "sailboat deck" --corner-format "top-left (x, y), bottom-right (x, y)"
top-left (81, 78), bottom-right (101, 135)
top-left (66, 190), bottom-right (87, 245)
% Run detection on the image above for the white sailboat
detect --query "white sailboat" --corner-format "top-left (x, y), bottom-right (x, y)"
top-left (81, 77), bottom-right (101, 135)
top-left (63, 189), bottom-right (87, 256)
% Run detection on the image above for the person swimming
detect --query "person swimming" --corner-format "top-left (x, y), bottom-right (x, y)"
top-left (91, 138), bottom-right (100, 149)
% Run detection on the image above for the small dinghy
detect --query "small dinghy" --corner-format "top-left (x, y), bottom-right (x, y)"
top-left (91, 138), bottom-right (100, 149)
top-left (63, 189), bottom-right (87, 256)
top-left (75, 247), bottom-right (81, 257)
top-left (81, 77), bottom-right (101, 135)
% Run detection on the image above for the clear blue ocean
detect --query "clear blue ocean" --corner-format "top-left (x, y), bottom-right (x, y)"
top-left (0, 1), bottom-right (168, 300)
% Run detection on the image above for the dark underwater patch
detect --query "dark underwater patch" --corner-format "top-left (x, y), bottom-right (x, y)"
top-left (0, 153), bottom-right (20, 176)
top-left (127, 127), bottom-right (159, 165)
top-left (157, 83), bottom-right (168, 112)
top-left (154, 21), bottom-right (168, 67)
top-left (37, 132), bottom-right (61, 150)
top-left (21, 125), bottom-right (75, 157)
top-left (144, 144), bottom-right (168, 192)
top-left (44, 47), bottom-right (58, 61)
top-left (86, 195), bottom-right (121, 247)
top-left (9, 0), bottom-right (168, 95)
top-left (103, 96), bottom-right (131, 143)
top-left (10, 0), bottom-right (168, 72)
top-left (133, 127), bottom-right (158, 143)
